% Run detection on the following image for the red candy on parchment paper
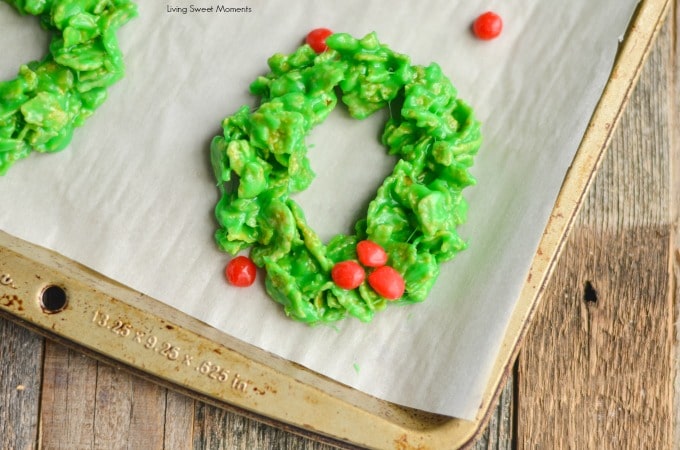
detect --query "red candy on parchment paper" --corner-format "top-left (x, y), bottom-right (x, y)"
top-left (472, 11), bottom-right (503, 40)
top-left (225, 255), bottom-right (257, 287)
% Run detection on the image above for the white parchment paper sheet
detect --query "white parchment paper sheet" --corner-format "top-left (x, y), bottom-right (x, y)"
top-left (0, 0), bottom-right (638, 419)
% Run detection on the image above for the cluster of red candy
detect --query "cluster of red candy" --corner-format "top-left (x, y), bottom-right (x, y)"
top-left (331, 240), bottom-right (405, 300)
top-left (225, 240), bottom-right (406, 300)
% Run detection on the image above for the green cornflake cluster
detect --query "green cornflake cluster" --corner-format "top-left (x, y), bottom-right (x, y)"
top-left (0, 0), bottom-right (138, 175)
top-left (211, 32), bottom-right (482, 324)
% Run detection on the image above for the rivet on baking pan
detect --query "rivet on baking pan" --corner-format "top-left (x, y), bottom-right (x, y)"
top-left (40, 285), bottom-right (68, 313)
top-left (0, 274), bottom-right (14, 286)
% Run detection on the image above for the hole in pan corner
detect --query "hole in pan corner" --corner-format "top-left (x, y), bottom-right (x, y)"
top-left (40, 285), bottom-right (68, 313)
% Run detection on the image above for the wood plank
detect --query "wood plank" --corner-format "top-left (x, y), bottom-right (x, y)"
top-left (163, 390), bottom-right (196, 449)
top-left (40, 342), bottom-right (98, 449)
top-left (470, 374), bottom-right (514, 450)
top-left (192, 402), bottom-right (339, 450)
top-left (39, 340), bottom-right (196, 449)
top-left (672, 2), bottom-right (680, 448)
top-left (0, 317), bottom-right (43, 450)
top-left (91, 362), bottom-right (157, 449)
top-left (516, 8), bottom-right (674, 449)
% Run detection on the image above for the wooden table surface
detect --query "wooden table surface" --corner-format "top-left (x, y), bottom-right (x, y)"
top-left (1, 5), bottom-right (677, 449)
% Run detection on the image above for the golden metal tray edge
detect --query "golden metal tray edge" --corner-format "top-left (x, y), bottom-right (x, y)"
top-left (0, 1), bottom-right (668, 448)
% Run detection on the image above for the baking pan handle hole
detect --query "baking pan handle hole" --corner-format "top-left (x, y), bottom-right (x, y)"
top-left (40, 285), bottom-right (68, 313)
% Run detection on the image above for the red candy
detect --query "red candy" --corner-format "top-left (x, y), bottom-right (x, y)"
top-left (225, 256), bottom-right (257, 287)
top-left (368, 266), bottom-right (405, 300)
top-left (331, 260), bottom-right (365, 290)
top-left (472, 11), bottom-right (503, 40)
top-left (306, 28), bottom-right (333, 53)
top-left (356, 240), bottom-right (388, 267)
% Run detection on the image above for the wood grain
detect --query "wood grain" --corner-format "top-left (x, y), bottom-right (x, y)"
top-left (516, 6), bottom-right (674, 449)
top-left (674, 3), bottom-right (680, 448)
top-left (467, 374), bottom-right (514, 450)
top-left (0, 319), bottom-right (42, 450)
top-left (40, 343), bottom-right (98, 449)
top-left (40, 341), bottom-right (197, 450)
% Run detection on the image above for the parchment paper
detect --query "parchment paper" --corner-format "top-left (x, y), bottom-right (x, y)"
top-left (0, 0), bottom-right (639, 419)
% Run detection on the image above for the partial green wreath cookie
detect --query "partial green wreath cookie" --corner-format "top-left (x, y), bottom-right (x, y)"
top-left (0, 0), bottom-right (138, 175)
top-left (211, 30), bottom-right (482, 325)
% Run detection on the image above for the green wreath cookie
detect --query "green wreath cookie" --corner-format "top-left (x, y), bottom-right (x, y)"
top-left (0, 0), bottom-right (137, 175)
top-left (211, 30), bottom-right (482, 324)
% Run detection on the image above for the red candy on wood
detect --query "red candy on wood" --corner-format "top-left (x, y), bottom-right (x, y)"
top-left (225, 256), bottom-right (257, 287)
top-left (472, 11), bottom-right (503, 40)
top-left (306, 28), bottom-right (333, 53)
top-left (356, 240), bottom-right (388, 267)
top-left (368, 266), bottom-right (405, 300)
top-left (331, 260), bottom-right (366, 290)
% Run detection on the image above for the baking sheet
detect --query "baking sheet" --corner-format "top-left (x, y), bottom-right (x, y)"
top-left (0, 0), bottom-right (638, 419)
